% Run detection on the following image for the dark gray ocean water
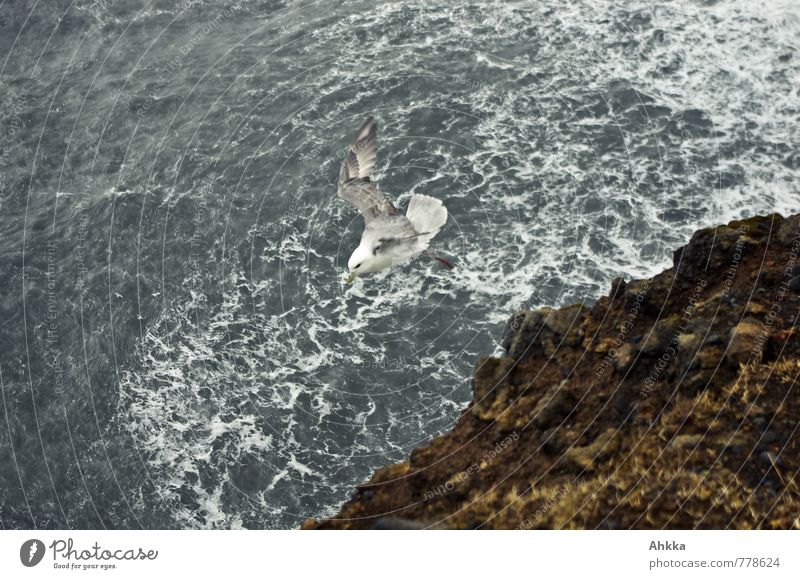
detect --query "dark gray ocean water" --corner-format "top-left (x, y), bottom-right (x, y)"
top-left (1, 0), bottom-right (798, 529)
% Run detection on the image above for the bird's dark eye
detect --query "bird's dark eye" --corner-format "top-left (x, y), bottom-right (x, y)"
top-left (373, 245), bottom-right (381, 255)
top-left (354, 263), bottom-right (361, 269)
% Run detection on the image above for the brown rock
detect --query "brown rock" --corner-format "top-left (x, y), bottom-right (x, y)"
top-left (614, 343), bottom-right (638, 371)
top-left (696, 346), bottom-right (724, 369)
top-left (669, 434), bottom-right (704, 450)
top-left (504, 310), bottom-right (548, 360)
top-left (502, 305), bottom-right (585, 360)
top-left (726, 319), bottom-right (764, 368)
top-left (562, 429), bottom-right (619, 471)
top-left (777, 215), bottom-right (798, 246)
top-left (544, 304), bottom-right (584, 336)
top-left (678, 333), bottom-right (700, 352)
top-left (531, 381), bottom-right (574, 429)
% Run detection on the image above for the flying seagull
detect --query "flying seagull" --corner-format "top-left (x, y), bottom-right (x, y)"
top-left (337, 116), bottom-right (451, 283)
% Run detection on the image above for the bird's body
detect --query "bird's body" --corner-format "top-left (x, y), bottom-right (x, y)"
top-left (337, 116), bottom-right (450, 282)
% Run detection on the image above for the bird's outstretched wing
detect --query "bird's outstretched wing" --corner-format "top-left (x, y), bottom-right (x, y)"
top-left (338, 180), bottom-right (397, 224)
top-left (340, 116), bottom-right (378, 180)
top-left (337, 116), bottom-right (397, 224)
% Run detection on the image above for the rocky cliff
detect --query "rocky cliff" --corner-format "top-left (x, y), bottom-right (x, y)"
top-left (304, 213), bottom-right (800, 530)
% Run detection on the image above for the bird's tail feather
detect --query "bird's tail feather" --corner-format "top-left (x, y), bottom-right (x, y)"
top-left (406, 194), bottom-right (447, 240)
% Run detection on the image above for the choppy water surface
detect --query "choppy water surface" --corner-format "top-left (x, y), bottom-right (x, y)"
top-left (0, 0), bottom-right (798, 528)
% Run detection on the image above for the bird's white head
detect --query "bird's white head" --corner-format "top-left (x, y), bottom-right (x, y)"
top-left (346, 240), bottom-right (391, 282)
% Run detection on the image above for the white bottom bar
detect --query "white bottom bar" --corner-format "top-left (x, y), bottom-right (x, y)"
top-left (2, 530), bottom-right (797, 577)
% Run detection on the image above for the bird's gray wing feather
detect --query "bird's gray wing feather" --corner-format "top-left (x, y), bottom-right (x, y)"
top-left (340, 116), bottom-right (378, 181)
top-left (338, 180), bottom-right (398, 224)
top-left (338, 117), bottom-right (396, 224)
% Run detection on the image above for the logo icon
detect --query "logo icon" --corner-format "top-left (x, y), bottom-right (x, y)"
top-left (20, 539), bottom-right (45, 567)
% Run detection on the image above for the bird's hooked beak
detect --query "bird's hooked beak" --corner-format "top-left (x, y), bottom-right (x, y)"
top-left (345, 271), bottom-right (357, 284)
